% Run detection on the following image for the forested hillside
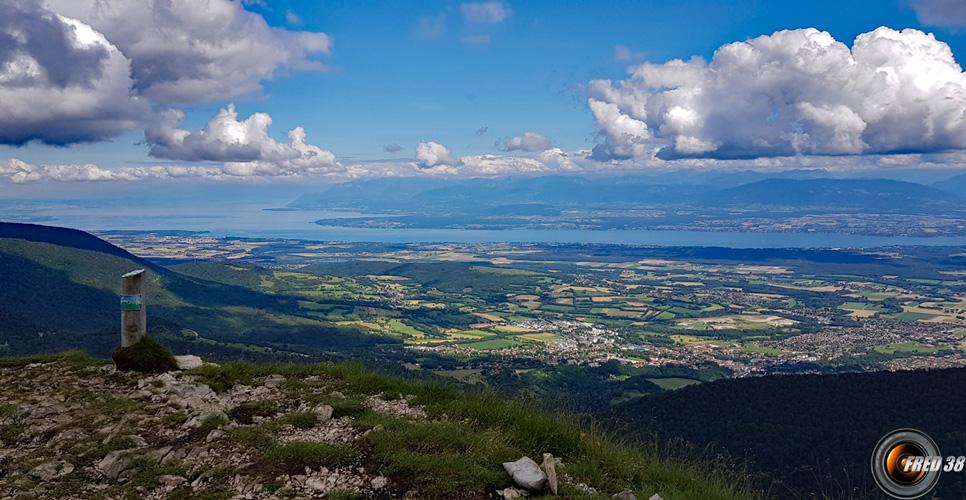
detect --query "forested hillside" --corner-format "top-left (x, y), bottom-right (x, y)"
top-left (609, 368), bottom-right (966, 498)
top-left (0, 224), bottom-right (396, 360)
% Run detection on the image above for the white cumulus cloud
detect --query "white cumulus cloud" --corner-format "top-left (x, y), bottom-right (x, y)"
top-left (588, 27), bottom-right (966, 160)
top-left (458, 154), bottom-right (549, 175)
top-left (145, 105), bottom-right (339, 174)
top-left (415, 141), bottom-right (459, 168)
top-left (0, 0), bottom-right (334, 146)
top-left (43, 0), bottom-right (332, 104)
top-left (0, 0), bottom-right (148, 145)
top-left (538, 148), bottom-right (582, 171)
top-left (496, 132), bottom-right (553, 152)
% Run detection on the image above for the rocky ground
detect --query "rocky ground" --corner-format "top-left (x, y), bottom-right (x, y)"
top-left (0, 359), bottom-right (399, 498)
top-left (0, 355), bottom-right (685, 499)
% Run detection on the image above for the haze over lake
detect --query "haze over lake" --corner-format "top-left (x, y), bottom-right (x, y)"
top-left (13, 204), bottom-right (966, 248)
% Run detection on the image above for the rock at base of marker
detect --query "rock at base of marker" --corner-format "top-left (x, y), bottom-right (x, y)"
top-left (541, 453), bottom-right (558, 494)
top-left (174, 355), bottom-right (203, 370)
top-left (502, 456), bottom-right (547, 491)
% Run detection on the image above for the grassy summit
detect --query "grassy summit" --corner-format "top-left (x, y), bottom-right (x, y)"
top-left (0, 352), bottom-right (753, 499)
top-left (111, 336), bottom-right (178, 373)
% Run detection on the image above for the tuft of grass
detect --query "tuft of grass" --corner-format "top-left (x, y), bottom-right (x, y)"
top-left (198, 414), bottom-right (229, 433)
top-left (0, 420), bottom-right (24, 444)
top-left (58, 350), bottom-right (111, 369)
top-left (226, 426), bottom-right (275, 449)
top-left (96, 394), bottom-right (144, 418)
top-left (76, 435), bottom-right (143, 467)
top-left (263, 442), bottom-right (360, 474)
top-left (160, 413), bottom-right (189, 428)
top-left (166, 466), bottom-right (235, 500)
top-left (106, 435), bottom-right (139, 450)
top-left (112, 336), bottom-right (178, 373)
top-left (278, 411), bottom-right (318, 429)
top-left (327, 490), bottom-right (363, 500)
top-left (432, 391), bottom-right (583, 457)
top-left (0, 403), bottom-right (19, 419)
top-left (124, 458), bottom-right (189, 491)
top-left (228, 401), bottom-right (277, 424)
top-left (329, 396), bottom-right (367, 419)
top-left (0, 350), bottom-right (108, 369)
top-left (361, 414), bottom-right (515, 497)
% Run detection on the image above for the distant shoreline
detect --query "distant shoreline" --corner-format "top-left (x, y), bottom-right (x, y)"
top-left (98, 225), bottom-right (966, 249)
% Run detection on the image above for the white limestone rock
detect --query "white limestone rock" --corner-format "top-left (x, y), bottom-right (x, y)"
top-left (173, 355), bottom-right (203, 370)
top-left (159, 474), bottom-right (187, 491)
top-left (97, 450), bottom-right (133, 480)
top-left (29, 460), bottom-right (74, 481)
top-left (502, 456), bottom-right (547, 491)
top-left (316, 404), bottom-right (334, 422)
top-left (262, 374), bottom-right (286, 388)
top-left (371, 475), bottom-right (389, 490)
top-left (541, 453), bottom-right (559, 495)
top-left (498, 487), bottom-right (528, 499)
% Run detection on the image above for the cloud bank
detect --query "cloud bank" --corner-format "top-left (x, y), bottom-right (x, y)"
top-left (10, 148), bottom-right (966, 185)
top-left (496, 132), bottom-right (553, 152)
top-left (0, 156), bottom-right (349, 184)
top-left (588, 27), bottom-right (966, 160)
top-left (0, 158), bottom-right (223, 183)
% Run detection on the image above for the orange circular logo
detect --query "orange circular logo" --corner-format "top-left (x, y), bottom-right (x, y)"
top-left (872, 429), bottom-right (942, 499)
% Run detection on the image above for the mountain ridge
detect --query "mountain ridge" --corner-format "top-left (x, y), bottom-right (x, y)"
top-left (704, 177), bottom-right (961, 210)
top-left (0, 222), bottom-right (153, 266)
top-left (288, 175), bottom-right (966, 213)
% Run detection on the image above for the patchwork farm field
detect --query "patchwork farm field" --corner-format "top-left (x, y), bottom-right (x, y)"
top-left (101, 235), bottom-right (966, 395)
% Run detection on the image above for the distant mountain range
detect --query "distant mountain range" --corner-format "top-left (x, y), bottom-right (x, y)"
top-left (706, 178), bottom-right (961, 210)
top-left (936, 173), bottom-right (966, 195)
top-left (290, 174), bottom-right (966, 215)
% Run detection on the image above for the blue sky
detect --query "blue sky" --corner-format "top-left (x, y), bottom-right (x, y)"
top-left (262, 0), bottom-right (948, 160)
top-left (3, 0), bottom-right (966, 186)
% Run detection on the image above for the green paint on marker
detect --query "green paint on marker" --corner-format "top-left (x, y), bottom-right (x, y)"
top-left (120, 294), bottom-right (142, 311)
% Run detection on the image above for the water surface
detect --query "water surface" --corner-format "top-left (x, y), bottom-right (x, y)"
top-left (7, 204), bottom-right (966, 248)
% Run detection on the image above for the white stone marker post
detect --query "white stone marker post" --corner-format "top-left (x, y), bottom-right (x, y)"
top-left (120, 269), bottom-right (146, 347)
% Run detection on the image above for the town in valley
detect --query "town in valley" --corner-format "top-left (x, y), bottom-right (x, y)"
top-left (99, 231), bottom-right (966, 396)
